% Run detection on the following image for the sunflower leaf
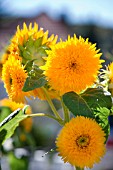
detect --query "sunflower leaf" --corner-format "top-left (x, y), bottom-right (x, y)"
top-left (23, 64), bottom-right (47, 92)
top-left (0, 106), bottom-right (28, 145)
top-left (0, 106), bottom-right (12, 122)
top-left (0, 129), bottom-right (7, 146)
top-left (22, 76), bottom-right (47, 92)
top-left (62, 91), bottom-right (94, 118)
top-left (63, 88), bottom-right (112, 118)
top-left (81, 88), bottom-right (112, 110)
top-left (24, 60), bottom-right (35, 72)
top-left (94, 107), bottom-right (110, 141)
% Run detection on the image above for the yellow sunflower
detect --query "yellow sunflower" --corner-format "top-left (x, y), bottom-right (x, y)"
top-left (8, 22), bottom-right (58, 65)
top-left (3, 22), bottom-right (58, 100)
top-left (107, 62), bottom-right (113, 95)
top-left (56, 116), bottom-right (106, 169)
top-left (42, 35), bottom-right (104, 95)
top-left (2, 54), bottom-right (31, 103)
top-left (0, 98), bottom-right (32, 132)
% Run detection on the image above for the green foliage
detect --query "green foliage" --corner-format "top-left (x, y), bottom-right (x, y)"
top-left (0, 129), bottom-right (7, 145)
top-left (63, 91), bottom-right (93, 118)
top-left (22, 64), bottom-right (47, 92)
top-left (0, 106), bottom-right (12, 122)
top-left (63, 88), bottom-right (112, 140)
top-left (110, 106), bottom-right (113, 115)
top-left (0, 106), bottom-right (28, 146)
top-left (18, 37), bottom-right (50, 66)
top-left (81, 88), bottom-right (112, 109)
top-left (8, 152), bottom-right (29, 170)
top-left (63, 88), bottom-right (112, 118)
top-left (94, 107), bottom-right (110, 141)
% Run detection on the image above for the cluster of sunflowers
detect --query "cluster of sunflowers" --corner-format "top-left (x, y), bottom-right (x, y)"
top-left (0, 22), bottom-right (113, 170)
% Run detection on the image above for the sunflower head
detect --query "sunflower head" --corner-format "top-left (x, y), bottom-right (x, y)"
top-left (2, 54), bottom-right (31, 103)
top-left (42, 35), bottom-right (104, 95)
top-left (8, 22), bottom-right (58, 67)
top-left (56, 116), bottom-right (106, 169)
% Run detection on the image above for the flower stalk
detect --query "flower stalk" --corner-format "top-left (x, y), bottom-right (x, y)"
top-left (41, 87), bottom-right (62, 120)
top-left (28, 113), bottom-right (64, 125)
top-left (74, 167), bottom-right (84, 170)
top-left (61, 97), bottom-right (70, 123)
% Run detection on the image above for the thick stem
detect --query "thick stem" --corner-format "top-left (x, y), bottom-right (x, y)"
top-left (42, 87), bottom-right (62, 120)
top-left (74, 166), bottom-right (84, 170)
top-left (28, 113), bottom-right (64, 126)
top-left (61, 97), bottom-right (70, 123)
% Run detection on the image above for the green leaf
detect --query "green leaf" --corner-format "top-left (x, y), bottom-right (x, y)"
top-left (23, 65), bottom-right (47, 92)
top-left (0, 129), bottom-right (7, 146)
top-left (81, 88), bottom-right (112, 109)
top-left (24, 60), bottom-right (35, 72)
top-left (94, 107), bottom-right (110, 141)
top-left (22, 76), bottom-right (47, 92)
top-left (0, 106), bottom-right (28, 145)
top-left (63, 91), bottom-right (93, 118)
top-left (0, 106), bottom-right (12, 122)
top-left (63, 88), bottom-right (112, 118)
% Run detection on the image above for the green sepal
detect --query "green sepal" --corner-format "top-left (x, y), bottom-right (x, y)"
top-left (0, 106), bottom-right (29, 145)
top-left (24, 60), bottom-right (35, 72)
top-left (94, 107), bottom-right (110, 142)
top-left (22, 65), bottom-right (47, 92)
top-left (34, 37), bottom-right (43, 48)
top-left (18, 37), bottom-right (50, 66)
top-left (23, 50), bottom-right (31, 60)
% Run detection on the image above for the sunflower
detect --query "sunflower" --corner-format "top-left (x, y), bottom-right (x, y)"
top-left (2, 54), bottom-right (31, 103)
top-left (0, 98), bottom-right (32, 132)
top-left (107, 62), bottom-right (113, 95)
top-left (2, 22), bottom-right (58, 100)
top-left (56, 116), bottom-right (106, 169)
top-left (8, 22), bottom-right (58, 66)
top-left (42, 35), bottom-right (104, 95)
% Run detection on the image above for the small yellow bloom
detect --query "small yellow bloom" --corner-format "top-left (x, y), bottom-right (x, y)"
top-left (107, 62), bottom-right (113, 95)
top-left (2, 55), bottom-right (30, 103)
top-left (0, 98), bottom-right (32, 132)
top-left (0, 98), bottom-right (25, 111)
top-left (42, 35), bottom-right (103, 95)
top-left (56, 116), bottom-right (106, 169)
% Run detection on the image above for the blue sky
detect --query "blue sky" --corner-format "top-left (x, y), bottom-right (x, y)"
top-left (1, 0), bottom-right (113, 28)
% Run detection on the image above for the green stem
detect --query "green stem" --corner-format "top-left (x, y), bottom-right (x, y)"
top-left (61, 97), bottom-right (70, 123)
top-left (110, 112), bottom-right (113, 116)
top-left (74, 167), bottom-right (84, 170)
top-left (28, 113), bottom-right (64, 126)
top-left (42, 87), bottom-right (62, 120)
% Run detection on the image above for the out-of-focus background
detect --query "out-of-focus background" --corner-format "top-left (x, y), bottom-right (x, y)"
top-left (0, 0), bottom-right (113, 170)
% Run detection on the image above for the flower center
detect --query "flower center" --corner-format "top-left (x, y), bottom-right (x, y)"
top-left (69, 61), bottom-right (77, 70)
top-left (76, 135), bottom-right (90, 148)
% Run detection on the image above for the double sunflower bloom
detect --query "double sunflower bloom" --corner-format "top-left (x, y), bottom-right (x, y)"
top-left (1, 22), bottom-right (111, 169)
